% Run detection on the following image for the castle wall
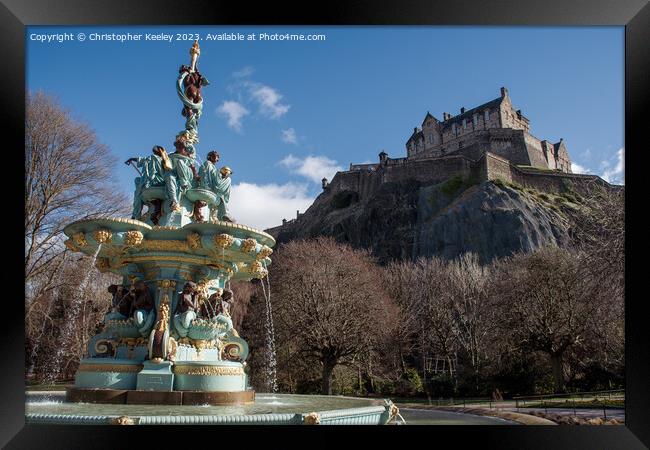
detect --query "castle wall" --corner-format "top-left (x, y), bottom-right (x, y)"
top-left (482, 152), bottom-right (607, 194)
top-left (500, 96), bottom-right (530, 132)
top-left (382, 155), bottom-right (475, 185)
top-left (523, 132), bottom-right (551, 169)
top-left (327, 155), bottom-right (477, 202)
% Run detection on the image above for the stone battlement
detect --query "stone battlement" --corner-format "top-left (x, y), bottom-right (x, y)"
top-left (269, 151), bottom-right (608, 234)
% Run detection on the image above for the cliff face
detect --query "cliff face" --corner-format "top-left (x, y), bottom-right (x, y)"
top-left (269, 177), bottom-right (574, 264)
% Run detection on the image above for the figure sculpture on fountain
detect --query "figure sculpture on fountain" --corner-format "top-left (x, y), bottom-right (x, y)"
top-left (173, 281), bottom-right (200, 337)
top-left (199, 151), bottom-right (234, 222)
top-left (125, 145), bottom-right (169, 221)
top-left (125, 281), bottom-right (155, 335)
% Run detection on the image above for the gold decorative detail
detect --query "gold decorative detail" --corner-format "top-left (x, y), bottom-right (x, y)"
top-left (141, 239), bottom-right (190, 252)
top-left (187, 232), bottom-right (202, 249)
top-left (177, 336), bottom-right (223, 351)
top-left (155, 294), bottom-right (170, 333)
top-left (92, 229), bottom-right (113, 244)
top-left (117, 337), bottom-right (147, 347)
top-left (122, 255), bottom-right (215, 266)
top-left (94, 339), bottom-right (117, 356)
top-left (158, 279), bottom-right (176, 289)
top-left (64, 239), bottom-right (79, 252)
top-left (173, 365), bottom-right (244, 376)
top-left (248, 260), bottom-right (268, 279)
top-left (193, 339), bottom-right (213, 354)
top-left (168, 337), bottom-right (178, 361)
top-left (68, 216), bottom-right (276, 245)
top-left (222, 342), bottom-right (243, 360)
top-left (389, 404), bottom-right (399, 420)
top-left (110, 416), bottom-right (135, 425)
top-left (240, 238), bottom-right (258, 253)
top-left (214, 233), bottom-right (234, 248)
top-left (77, 363), bottom-right (143, 373)
top-left (72, 232), bottom-right (87, 247)
top-left (256, 245), bottom-right (273, 260)
top-left (124, 230), bottom-right (144, 246)
top-left (304, 412), bottom-right (321, 425)
top-left (195, 279), bottom-right (215, 303)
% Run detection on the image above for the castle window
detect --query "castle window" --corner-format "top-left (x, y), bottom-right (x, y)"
top-left (473, 115), bottom-right (478, 128)
top-left (452, 123), bottom-right (457, 135)
top-left (428, 134), bottom-right (433, 144)
top-left (484, 109), bottom-right (490, 123)
top-left (462, 118), bottom-right (467, 129)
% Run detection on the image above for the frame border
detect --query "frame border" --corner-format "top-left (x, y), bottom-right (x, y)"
top-left (4, 0), bottom-right (648, 448)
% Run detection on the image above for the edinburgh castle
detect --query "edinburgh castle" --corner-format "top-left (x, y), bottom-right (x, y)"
top-left (297, 87), bottom-right (604, 207)
top-left (268, 87), bottom-right (612, 263)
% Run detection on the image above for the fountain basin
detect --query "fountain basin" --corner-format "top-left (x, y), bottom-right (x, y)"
top-left (26, 392), bottom-right (399, 425)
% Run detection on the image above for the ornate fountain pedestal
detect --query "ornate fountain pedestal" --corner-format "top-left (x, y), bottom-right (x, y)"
top-left (63, 217), bottom-right (274, 405)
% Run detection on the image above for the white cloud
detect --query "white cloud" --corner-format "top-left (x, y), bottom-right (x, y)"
top-left (571, 162), bottom-right (590, 174)
top-left (232, 66), bottom-right (254, 78)
top-left (581, 148), bottom-right (592, 160)
top-left (281, 128), bottom-right (298, 144)
top-left (248, 83), bottom-right (290, 118)
top-left (279, 154), bottom-right (343, 184)
top-left (229, 182), bottom-right (315, 230)
top-left (600, 147), bottom-right (625, 184)
top-left (216, 101), bottom-right (249, 132)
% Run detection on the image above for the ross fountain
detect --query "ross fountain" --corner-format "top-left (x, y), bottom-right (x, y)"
top-left (26, 42), bottom-right (399, 425)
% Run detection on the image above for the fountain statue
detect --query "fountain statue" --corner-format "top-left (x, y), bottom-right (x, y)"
top-left (61, 41), bottom-right (272, 406)
top-left (27, 42), bottom-right (400, 425)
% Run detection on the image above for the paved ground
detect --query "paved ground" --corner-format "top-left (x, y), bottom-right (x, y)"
top-left (395, 407), bottom-right (517, 425)
top-left (459, 401), bottom-right (625, 422)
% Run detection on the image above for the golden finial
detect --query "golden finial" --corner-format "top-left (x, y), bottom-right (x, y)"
top-left (190, 40), bottom-right (200, 71)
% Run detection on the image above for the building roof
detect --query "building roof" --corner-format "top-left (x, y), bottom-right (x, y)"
top-left (406, 128), bottom-right (424, 145)
top-left (439, 97), bottom-right (504, 129)
top-left (421, 111), bottom-right (437, 126)
top-left (553, 139), bottom-right (566, 157)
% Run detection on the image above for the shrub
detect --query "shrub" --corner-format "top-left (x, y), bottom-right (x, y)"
top-left (394, 368), bottom-right (425, 397)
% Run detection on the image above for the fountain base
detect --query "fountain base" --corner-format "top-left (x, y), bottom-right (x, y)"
top-left (66, 386), bottom-right (255, 405)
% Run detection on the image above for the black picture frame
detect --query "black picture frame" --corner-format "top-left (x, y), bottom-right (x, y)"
top-left (5, 0), bottom-right (648, 448)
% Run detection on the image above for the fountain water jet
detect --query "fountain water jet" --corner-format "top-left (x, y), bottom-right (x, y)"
top-left (43, 244), bottom-right (102, 385)
top-left (260, 265), bottom-right (277, 393)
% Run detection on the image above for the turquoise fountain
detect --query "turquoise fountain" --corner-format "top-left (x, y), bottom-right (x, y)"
top-left (26, 42), bottom-right (399, 425)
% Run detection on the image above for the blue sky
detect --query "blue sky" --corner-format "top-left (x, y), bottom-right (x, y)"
top-left (26, 26), bottom-right (624, 229)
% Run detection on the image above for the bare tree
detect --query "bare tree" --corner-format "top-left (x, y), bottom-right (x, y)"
top-left (491, 247), bottom-right (602, 392)
top-left (382, 259), bottom-right (425, 375)
top-left (25, 91), bottom-right (128, 309)
top-left (442, 253), bottom-right (496, 393)
top-left (269, 237), bottom-right (396, 395)
top-left (414, 258), bottom-right (459, 381)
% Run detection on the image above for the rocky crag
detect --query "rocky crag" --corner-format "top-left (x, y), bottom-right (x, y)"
top-left (267, 175), bottom-right (587, 264)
